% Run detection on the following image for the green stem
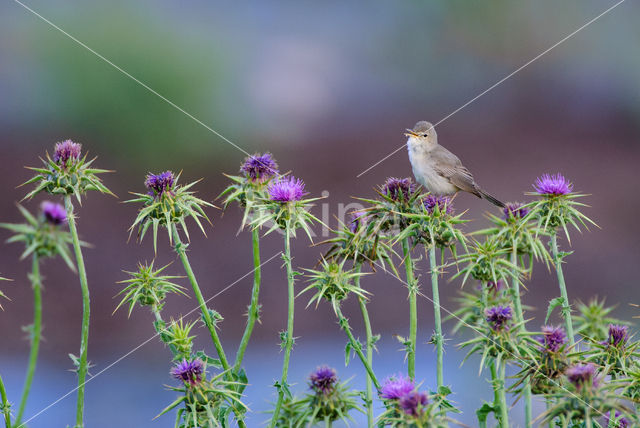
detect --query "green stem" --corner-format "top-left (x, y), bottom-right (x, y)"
top-left (64, 196), bottom-right (90, 428)
top-left (234, 227), bottom-right (262, 372)
top-left (509, 242), bottom-right (531, 428)
top-left (150, 305), bottom-right (179, 357)
top-left (489, 361), bottom-right (500, 423)
top-left (15, 255), bottom-right (42, 427)
top-left (335, 305), bottom-right (381, 390)
top-left (170, 224), bottom-right (246, 428)
top-left (355, 262), bottom-right (374, 427)
top-left (0, 374), bottom-right (11, 428)
top-left (498, 360), bottom-right (509, 428)
top-left (428, 245), bottom-right (444, 391)
top-left (550, 233), bottom-right (574, 346)
top-left (401, 238), bottom-right (417, 380)
top-left (270, 226), bottom-right (296, 427)
top-left (585, 407), bottom-right (592, 428)
top-left (171, 224), bottom-right (230, 369)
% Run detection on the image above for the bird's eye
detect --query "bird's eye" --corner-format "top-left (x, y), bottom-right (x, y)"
top-left (422, 133), bottom-right (428, 137)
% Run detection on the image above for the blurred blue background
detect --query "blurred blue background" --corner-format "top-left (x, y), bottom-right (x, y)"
top-left (1, 0), bottom-right (639, 426)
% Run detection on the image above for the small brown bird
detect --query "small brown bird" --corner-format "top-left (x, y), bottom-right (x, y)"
top-left (405, 120), bottom-right (504, 207)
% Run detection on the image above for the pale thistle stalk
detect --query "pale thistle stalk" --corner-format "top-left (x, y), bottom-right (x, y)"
top-left (402, 237), bottom-right (418, 380)
top-left (234, 227), bottom-right (262, 372)
top-left (65, 196), bottom-right (90, 428)
top-left (270, 224), bottom-right (296, 427)
top-left (171, 224), bottom-right (230, 369)
top-left (428, 245), bottom-right (444, 391)
top-left (551, 233), bottom-right (575, 346)
top-left (14, 255), bottom-right (42, 427)
top-left (355, 262), bottom-right (374, 427)
top-left (509, 240), bottom-right (532, 428)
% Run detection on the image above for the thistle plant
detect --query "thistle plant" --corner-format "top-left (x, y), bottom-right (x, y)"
top-left (302, 258), bottom-right (380, 393)
top-left (157, 358), bottom-right (247, 428)
top-left (514, 325), bottom-right (571, 396)
top-left (396, 194), bottom-right (466, 392)
top-left (583, 325), bottom-right (639, 377)
top-left (318, 211), bottom-right (396, 425)
top-left (377, 375), bottom-right (449, 427)
top-left (0, 202), bottom-right (77, 426)
top-left (473, 201), bottom-right (550, 427)
top-left (528, 174), bottom-right (597, 346)
top-left (271, 366), bottom-right (362, 427)
top-left (219, 153), bottom-right (279, 379)
top-left (115, 261), bottom-right (186, 318)
top-left (357, 177), bottom-right (423, 379)
top-left (540, 363), bottom-right (635, 428)
top-left (249, 174), bottom-right (322, 427)
top-left (22, 139), bottom-right (112, 428)
top-left (128, 171), bottom-right (246, 426)
top-left (574, 298), bottom-right (629, 342)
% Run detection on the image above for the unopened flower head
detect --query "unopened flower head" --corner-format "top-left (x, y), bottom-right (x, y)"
top-left (381, 177), bottom-right (417, 202)
top-left (380, 375), bottom-right (415, 400)
top-left (566, 363), bottom-right (598, 391)
top-left (267, 176), bottom-right (307, 203)
top-left (485, 305), bottom-right (512, 331)
top-left (538, 325), bottom-right (567, 352)
top-left (41, 201), bottom-right (67, 225)
top-left (398, 390), bottom-right (428, 417)
top-left (533, 173), bottom-right (573, 196)
top-left (309, 365), bottom-right (338, 395)
top-left (423, 194), bottom-right (453, 215)
top-left (503, 202), bottom-right (529, 220)
top-left (606, 411), bottom-right (629, 428)
top-left (171, 358), bottom-right (204, 387)
top-left (606, 324), bottom-right (629, 348)
top-left (240, 153), bottom-right (279, 183)
top-left (53, 139), bottom-right (82, 167)
top-left (145, 171), bottom-right (175, 197)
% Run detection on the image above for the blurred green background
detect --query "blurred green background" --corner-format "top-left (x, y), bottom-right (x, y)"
top-left (1, 0), bottom-right (639, 426)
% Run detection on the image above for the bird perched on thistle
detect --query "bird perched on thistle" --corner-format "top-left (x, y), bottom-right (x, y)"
top-left (406, 121), bottom-right (504, 207)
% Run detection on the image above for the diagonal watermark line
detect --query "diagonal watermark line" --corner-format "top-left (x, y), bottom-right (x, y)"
top-left (356, 0), bottom-right (627, 178)
top-left (12, 0), bottom-right (254, 160)
top-left (370, 256), bottom-right (613, 422)
top-left (19, 251), bottom-right (283, 427)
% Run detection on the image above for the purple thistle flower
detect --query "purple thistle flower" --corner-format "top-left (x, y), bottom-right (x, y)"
top-left (398, 390), bottom-right (428, 417)
top-left (240, 153), bottom-right (279, 183)
top-left (423, 194), bottom-right (453, 215)
top-left (566, 363), bottom-right (598, 391)
top-left (381, 178), bottom-right (417, 202)
top-left (486, 280), bottom-right (505, 294)
top-left (380, 375), bottom-right (415, 400)
top-left (171, 358), bottom-right (205, 386)
top-left (537, 325), bottom-right (567, 353)
top-left (348, 211), bottom-right (366, 233)
top-left (485, 306), bottom-right (512, 331)
top-left (267, 176), bottom-right (307, 203)
top-left (606, 324), bottom-right (629, 348)
top-left (606, 411), bottom-right (630, 428)
top-left (53, 139), bottom-right (82, 167)
top-left (503, 202), bottom-right (529, 220)
top-left (145, 171), bottom-right (175, 197)
top-left (533, 173), bottom-right (573, 196)
top-left (309, 365), bottom-right (338, 395)
top-left (41, 201), bottom-right (67, 225)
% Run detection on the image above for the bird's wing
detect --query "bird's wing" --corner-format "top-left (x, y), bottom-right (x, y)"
top-left (430, 146), bottom-right (481, 196)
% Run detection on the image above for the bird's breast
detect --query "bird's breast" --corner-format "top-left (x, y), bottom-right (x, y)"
top-left (409, 152), bottom-right (457, 196)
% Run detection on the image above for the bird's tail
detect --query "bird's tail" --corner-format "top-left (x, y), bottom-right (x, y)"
top-left (479, 189), bottom-right (505, 208)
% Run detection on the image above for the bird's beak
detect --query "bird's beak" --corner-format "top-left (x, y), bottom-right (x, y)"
top-left (404, 129), bottom-right (417, 137)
